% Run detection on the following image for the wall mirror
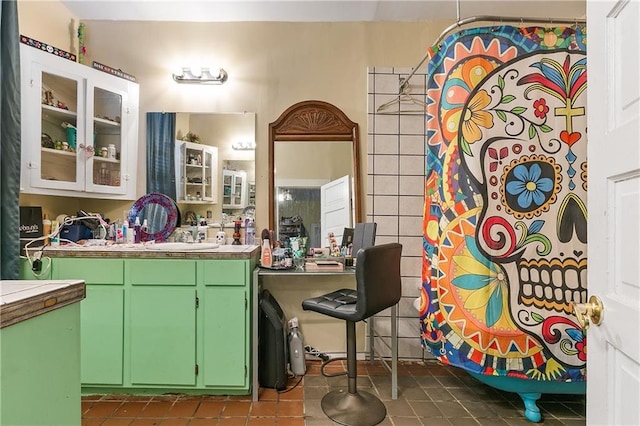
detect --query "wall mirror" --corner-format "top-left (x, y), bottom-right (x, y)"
top-left (268, 100), bottom-right (361, 250)
top-left (149, 112), bottom-right (256, 225)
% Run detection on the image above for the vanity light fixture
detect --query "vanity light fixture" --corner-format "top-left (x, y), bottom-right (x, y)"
top-left (231, 140), bottom-right (256, 150)
top-left (172, 67), bottom-right (228, 84)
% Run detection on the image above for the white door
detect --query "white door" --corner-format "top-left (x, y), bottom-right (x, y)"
top-left (320, 175), bottom-right (352, 248)
top-left (587, 1), bottom-right (640, 424)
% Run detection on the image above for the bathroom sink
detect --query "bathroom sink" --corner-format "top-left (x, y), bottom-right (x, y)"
top-left (144, 242), bottom-right (220, 251)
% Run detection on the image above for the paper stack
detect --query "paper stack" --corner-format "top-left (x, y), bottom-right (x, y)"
top-left (304, 260), bottom-right (344, 271)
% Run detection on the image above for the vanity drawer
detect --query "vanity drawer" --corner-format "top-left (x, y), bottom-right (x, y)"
top-left (128, 259), bottom-right (197, 286)
top-left (54, 258), bottom-right (124, 285)
top-left (202, 260), bottom-right (246, 286)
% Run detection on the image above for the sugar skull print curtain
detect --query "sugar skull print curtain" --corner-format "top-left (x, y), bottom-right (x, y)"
top-left (421, 26), bottom-right (587, 382)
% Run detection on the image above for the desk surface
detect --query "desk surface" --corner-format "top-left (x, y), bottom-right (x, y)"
top-left (257, 266), bottom-right (355, 276)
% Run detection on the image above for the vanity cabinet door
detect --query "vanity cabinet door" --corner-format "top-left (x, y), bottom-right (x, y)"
top-left (201, 260), bottom-right (249, 388)
top-left (128, 259), bottom-right (197, 386)
top-left (52, 258), bottom-right (125, 385)
top-left (129, 287), bottom-right (197, 386)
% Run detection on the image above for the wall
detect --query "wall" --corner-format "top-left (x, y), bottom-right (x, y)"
top-left (18, 2), bottom-right (450, 226)
top-left (17, 0), bottom-right (453, 357)
top-left (367, 67), bottom-right (430, 359)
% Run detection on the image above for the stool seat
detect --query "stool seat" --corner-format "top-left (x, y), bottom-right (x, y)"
top-left (301, 289), bottom-right (358, 321)
top-left (302, 243), bottom-right (402, 426)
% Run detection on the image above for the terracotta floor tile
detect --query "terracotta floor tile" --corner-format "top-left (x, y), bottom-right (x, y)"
top-left (258, 388), bottom-right (279, 401)
top-left (275, 401), bottom-right (304, 417)
top-left (159, 419), bottom-right (190, 426)
top-left (223, 401), bottom-right (252, 417)
top-left (82, 419), bottom-right (105, 426)
top-left (102, 418), bottom-right (133, 426)
top-left (83, 394), bottom-right (104, 401)
top-left (152, 395), bottom-right (182, 402)
top-left (82, 401), bottom-right (94, 414)
top-left (247, 417), bottom-right (276, 425)
top-left (194, 400), bottom-right (225, 418)
top-left (113, 401), bottom-right (148, 418)
top-left (187, 419), bottom-right (217, 426)
top-left (168, 401), bottom-right (200, 417)
top-left (138, 401), bottom-right (173, 418)
top-left (249, 401), bottom-right (277, 417)
top-left (85, 401), bottom-right (122, 417)
top-left (275, 418), bottom-right (304, 426)
top-left (277, 386), bottom-right (303, 401)
top-left (218, 417), bottom-right (249, 426)
top-left (129, 419), bottom-right (164, 426)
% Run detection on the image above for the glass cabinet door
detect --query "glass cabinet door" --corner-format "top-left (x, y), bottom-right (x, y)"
top-left (35, 68), bottom-right (84, 191)
top-left (232, 173), bottom-right (244, 206)
top-left (203, 148), bottom-right (214, 200)
top-left (86, 78), bottom-right (128, 194)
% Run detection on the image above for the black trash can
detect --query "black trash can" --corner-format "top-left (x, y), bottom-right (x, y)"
top-left (258, 289), bottom-right (288, 390)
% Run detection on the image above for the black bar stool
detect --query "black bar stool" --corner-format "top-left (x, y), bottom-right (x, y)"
top-left (302, 243), bottom-right (402, 426)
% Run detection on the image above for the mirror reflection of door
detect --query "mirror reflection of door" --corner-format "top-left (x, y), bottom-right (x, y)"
top-left (274, 141), bottom-right (353, 250)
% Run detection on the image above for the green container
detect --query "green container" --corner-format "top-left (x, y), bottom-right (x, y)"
top-left (66, 127), bottom-right (76, 149)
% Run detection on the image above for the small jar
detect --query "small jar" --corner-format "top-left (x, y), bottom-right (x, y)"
top-left (100, 147), bottom-right (108, 157)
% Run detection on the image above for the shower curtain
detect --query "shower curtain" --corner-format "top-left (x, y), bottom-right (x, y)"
top-left (421, 25), bottom-right (587, 383)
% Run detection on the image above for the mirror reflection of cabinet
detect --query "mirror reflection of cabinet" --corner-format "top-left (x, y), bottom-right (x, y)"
top-left (20, 44), bottom-right (139, 199)
top-left (176, 141), bottom-right (218, 203)
top-left (222, 169), bottom-right (247, 209)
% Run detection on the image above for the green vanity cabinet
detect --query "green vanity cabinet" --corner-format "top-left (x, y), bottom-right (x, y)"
top-left (40, 247), bottom-right (258, 395)
top-left (52, 258), bottom-right (125, 385)
top-left (128, 259), bottom-right (198, 386)
top-left (201, 260), bottom-right (249, 388)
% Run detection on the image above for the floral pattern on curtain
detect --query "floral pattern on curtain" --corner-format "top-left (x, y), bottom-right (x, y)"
top-left (421, 26), bottom-right (588, 382)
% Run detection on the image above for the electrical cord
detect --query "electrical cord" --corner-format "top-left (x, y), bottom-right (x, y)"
top-left (320, 357), bottom-right (348, 378)
top-left (21, 213), bottom-right (109, 279)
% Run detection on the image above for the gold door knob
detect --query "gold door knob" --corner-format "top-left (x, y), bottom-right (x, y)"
top-left (571, 295), bottom-right (604, 331)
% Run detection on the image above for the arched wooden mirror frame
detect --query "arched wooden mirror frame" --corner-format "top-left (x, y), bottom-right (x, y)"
top-left (268, 100), bottom-right (362, 232)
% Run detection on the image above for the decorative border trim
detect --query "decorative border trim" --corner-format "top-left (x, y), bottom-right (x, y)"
top-left (20, 35), bottom-right (77, 62)
top-left (92, 61), bottom-right (137, 82)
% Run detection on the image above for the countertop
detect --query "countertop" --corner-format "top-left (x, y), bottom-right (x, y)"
top-left (0, 280), bottom-right (86, 328)
top-left (39, 243), bottom-right (260, 260)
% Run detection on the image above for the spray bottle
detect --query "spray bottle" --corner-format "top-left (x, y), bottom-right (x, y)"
top-left (288, 317), bottom-right (306, 376)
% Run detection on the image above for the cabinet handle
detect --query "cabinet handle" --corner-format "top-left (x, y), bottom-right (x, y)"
top-left (78, 144), bottom-right (95, 158)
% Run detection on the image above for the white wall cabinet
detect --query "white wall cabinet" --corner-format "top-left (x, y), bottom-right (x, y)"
top-left (176, 140), bottom-right (218, 204)
top-left (20, 44), bottom-right (139, 199)
top-left (222, 170), bottom-right (247, 209)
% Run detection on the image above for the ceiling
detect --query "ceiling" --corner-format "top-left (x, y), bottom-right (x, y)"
top-left (61, 0), bottom-right (586, 23)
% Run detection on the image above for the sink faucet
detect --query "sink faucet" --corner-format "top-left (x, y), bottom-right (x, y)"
top-left (176, 230), bottom-right (194, 243)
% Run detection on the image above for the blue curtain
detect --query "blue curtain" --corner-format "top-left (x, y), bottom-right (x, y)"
top-left (146, 112), bottom-right (176, 199)
top-left (0, 0), bottom-right (21, 279)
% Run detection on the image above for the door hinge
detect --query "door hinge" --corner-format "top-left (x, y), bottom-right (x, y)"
top-left (195, 364), bottom-right (199, 375)
top-left (245, 297), bottom-right (248, 310)
top-left (245, 365), bottom-right (247, 377)
top-left (196, 296), bottom-right (200, 308)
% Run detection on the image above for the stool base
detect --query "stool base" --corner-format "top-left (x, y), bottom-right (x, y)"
top-left (321, 389), bottom-right (386, 426)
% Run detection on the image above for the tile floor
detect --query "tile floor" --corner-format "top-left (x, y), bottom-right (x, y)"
top-left (82, 359), bottom-right (586, 425)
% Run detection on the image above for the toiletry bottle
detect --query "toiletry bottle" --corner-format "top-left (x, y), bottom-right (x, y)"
top-left (50, 220), bottom-right (59, 246)
top-left (42, 214), bottom-right (51, 245)
top-left (122, 217), bottom-right (129, 244)
top-left (115, 219), bottom-right (124, 243)
top-left (141, 219), bottom-right (148, 242)
top-left (134, 217), bottom-right (141, 244)
top-left (288, 317), bottom-right (306, 376)
top-left (261, 237), bottom-right (272, 267)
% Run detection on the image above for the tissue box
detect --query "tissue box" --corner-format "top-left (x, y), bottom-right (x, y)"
top-left (60, 224), bottom-right (93, 242)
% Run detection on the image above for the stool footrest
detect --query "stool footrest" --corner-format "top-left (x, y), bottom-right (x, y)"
top-left (321, 389), bottom-right (386, 426)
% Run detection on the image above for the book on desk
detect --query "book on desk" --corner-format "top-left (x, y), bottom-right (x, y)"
top-left (304, 260), bottom-right (344, 271)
